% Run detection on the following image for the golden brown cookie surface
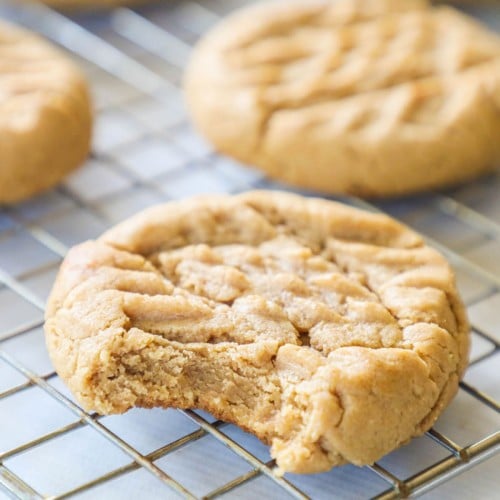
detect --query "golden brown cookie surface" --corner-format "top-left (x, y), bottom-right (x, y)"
top-left (45, 191), bottom-right (469, 473)
top-left (185, 0), bottom-right (500, 197)
top-left (0, 21), bottom-right (92, 204)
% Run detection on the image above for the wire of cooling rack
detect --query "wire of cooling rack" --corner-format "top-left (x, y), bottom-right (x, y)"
top-left (0, 1), bottom-right (499, 499)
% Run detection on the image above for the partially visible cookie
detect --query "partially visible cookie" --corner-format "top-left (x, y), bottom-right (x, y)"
top-left (185, 0), bottom-right (500, 197)
top-left (45, 190), bottom-right (469, 474)
top-left (31, 0), bottom-right (151, 8)
top-left (0, 21), bottom-right (92, 204)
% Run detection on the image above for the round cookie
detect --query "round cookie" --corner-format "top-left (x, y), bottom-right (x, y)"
top-left (0, 21), bottom-right (92, 204)
top-left (45, 190), bottom-right (469, 473)
top-left (185, 0), bottom-right (500, 197)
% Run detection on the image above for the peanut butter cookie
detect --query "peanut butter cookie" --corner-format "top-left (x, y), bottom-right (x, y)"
top-left (32, 0), bottom-right (150, 8)
top-left (185, 0), bottom-right (500, 197)
top-left (45, 191), bottom-right (469, 473)
top-left (0, 21), bottom-right (92, 204)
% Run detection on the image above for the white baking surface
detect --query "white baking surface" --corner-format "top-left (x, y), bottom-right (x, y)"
top-left (0, 1), bottom-right (499, 499)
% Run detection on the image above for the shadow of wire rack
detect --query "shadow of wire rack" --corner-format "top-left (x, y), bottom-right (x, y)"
top-left (0, 0), bottom-right (499, 498)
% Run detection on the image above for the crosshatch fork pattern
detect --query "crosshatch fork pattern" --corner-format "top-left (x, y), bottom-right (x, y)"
top-left (0, 1), bottom-right (498, 499)
top-left (203, 3), bottom-right (500, 134)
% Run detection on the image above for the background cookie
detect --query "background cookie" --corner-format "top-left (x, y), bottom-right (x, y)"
top-left (29, 0), bottom-right (152, 8)
top-left (185, 0), bottom-right (500, 197)
top-left (0, 21), bottom-right (92, 204)
top-left (45, 191), bottom-right (469, 474)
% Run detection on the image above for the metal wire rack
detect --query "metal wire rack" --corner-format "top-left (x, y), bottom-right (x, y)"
top-left (0, 1), bottom-right (498, 498)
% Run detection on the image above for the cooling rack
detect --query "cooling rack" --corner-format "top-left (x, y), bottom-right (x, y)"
top-left (0, 0), bottom-right (498, 498)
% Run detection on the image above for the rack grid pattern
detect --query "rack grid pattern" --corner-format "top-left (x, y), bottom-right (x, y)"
top-left (0, 1), bottom-right (499, 499)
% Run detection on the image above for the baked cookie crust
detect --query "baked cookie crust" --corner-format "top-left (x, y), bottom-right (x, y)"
top-left (0, 21), bottom-right (92, 204)
top-left (45, 191), bottom-right (469, 473)
top-left (185, 0), bottom-right (500, 197)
